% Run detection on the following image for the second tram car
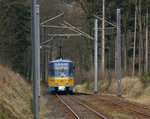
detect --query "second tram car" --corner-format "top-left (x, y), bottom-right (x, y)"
top-left (48, 59), bottom-right (75, 92)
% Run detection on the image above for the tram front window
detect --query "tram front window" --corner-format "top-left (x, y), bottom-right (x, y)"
top-left (54, 63), bottom-right (68, 77)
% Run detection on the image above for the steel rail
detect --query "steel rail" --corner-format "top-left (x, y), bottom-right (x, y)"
top-left (56, 94), bottom-right (80, 119)
top-left (104, 95), bottom-right (150, 111)
top-left (98, 96), bottom-right (150, 117)
top-left (72, 92), bottom-right (93, 95)
top-left (68, 94), bottom-right (108, 119)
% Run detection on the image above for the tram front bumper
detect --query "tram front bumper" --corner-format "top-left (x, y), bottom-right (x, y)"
top-left (58, 86), bottom-right (66, 91)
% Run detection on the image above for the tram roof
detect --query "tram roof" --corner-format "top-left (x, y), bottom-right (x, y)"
top-left (48, 59), bottom-right (73, 64)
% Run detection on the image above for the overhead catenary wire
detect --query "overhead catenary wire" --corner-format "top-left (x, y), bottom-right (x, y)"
top-left (97, 27), bottom-right (116, 30)
top-left (41, 25), bottom-right (82, 29)
top-left (93, 14), bottom-right (117, 27)
top-left (40, 37), bottom-right (54, 45)
top-left (48, 33), bottom-right (82, 37)
top-left (63, 21), bottom-right (94, 40)
top-left (61, 23), bottom-right (83, 35)
top-left (41, 45), bottom-right (57, 48)
top-left (61, 23), bottom-right (92, 40)
top-left (41, 13), bottom-right (64, 25)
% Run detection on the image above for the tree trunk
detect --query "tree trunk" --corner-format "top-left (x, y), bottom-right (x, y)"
top-left (138, 0), bottom-right (143, 76)
top-left (0, 27), bottom-right (2, 64)
top-left (124, 33), bottom-right (127, 73)
top-left (122, 33), bottom-right (126, 73)
top-left (101, 0), bottom-right (105, 74)
top-left (133, 0), bottom-right (137, 76)
top-left (145, 4), bottom-right (148, 75)
top-left (115, 36), bottom-right (117, 73)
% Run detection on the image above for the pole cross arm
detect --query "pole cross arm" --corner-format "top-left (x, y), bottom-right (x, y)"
top-left (63, 21), bottom-right (94, 40)
top-left (41, 13), bottom-right (64, 25)
top-left (61, 23), bottom-right (83, 36)
top-left (40, 45), bottom-right (57, 48)
top-left (48, 33), bottom-right (82, 37)
top-left (41, 24), bottom-right (82, 29)
top-left (97, 27), bottom-right (116, 30)
top-left (93, 14), bottom-right (117, 27)
top-left (61, 23), bottom-right (89, 39)
top-left (40, 37), bottom-right (54, 45)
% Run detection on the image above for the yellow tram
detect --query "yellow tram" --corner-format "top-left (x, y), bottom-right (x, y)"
top-left (48, 59), bottom-right (75, 92)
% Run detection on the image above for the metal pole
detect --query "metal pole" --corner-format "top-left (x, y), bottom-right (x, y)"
top-left (31, 0), bottom-right (38, 118)
top-left (36, 5), bottom-right (40, 97)
top-left (42, 50), bottom-right (45, 83)
top-left (94, 19), bottom-right (98, 93)
top-left (117, 9), bottom-right (121, 97)
top-left (46, 28), bottom-right (48, 82)
top-left (50, 38), bottom-right (53, 61)
top-left (43, 28), bottom-right (46, 83)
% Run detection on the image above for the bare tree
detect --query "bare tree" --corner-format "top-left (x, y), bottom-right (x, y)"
top-left (138, 0), bottom-right (143, 75)
top-left (124, 34), bottom-right (127, 73)
top-left (101, 0), bottom-right (105, 74)
top-left (0, 26), bottom-right (2, 64)
top-left (145, 1), bottom-right (149, 75)
top-left (133, 0), bottom-right (137, 76)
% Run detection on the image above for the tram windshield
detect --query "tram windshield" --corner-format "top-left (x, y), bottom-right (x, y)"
top-left (54, 63), bottom-right (69, 77)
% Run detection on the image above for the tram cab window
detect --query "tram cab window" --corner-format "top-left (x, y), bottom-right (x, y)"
top-left (48, 64), bottom-right (50, 71)
top-left (54, 63), bottom-right (69, 77)
top-left (69, 63), bottom-right (74, 77)
top-left (50, 64), bottom-right (54, 77)
top-left (48, 64), bottom-right (50, 76)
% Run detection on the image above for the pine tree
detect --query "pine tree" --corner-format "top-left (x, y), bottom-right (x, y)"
top-left (0, 0), bottom-right (31, 77)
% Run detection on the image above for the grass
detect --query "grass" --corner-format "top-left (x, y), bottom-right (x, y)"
top-left (0, 65), bottom-right (33, 119)
top-left (0, 115), bottom-right (5, 119)
top-left (100, 72), bottom-right (113, 92)
top-left (139, 73), bottom-right (150, 88)
top-left (74, 67), bottom-right (150, 106)
top-left (30, 98), bottom-right (33, 113)
top-left (0, 65), bottom-right (50, 119)
top-left (75, 74), bottom-right (150, 106)
top-left (85, 79), bottom-right (91, 92)
top-left (0, 103), bottom-right (18, 119)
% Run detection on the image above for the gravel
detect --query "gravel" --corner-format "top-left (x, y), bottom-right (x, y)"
top-left (45, 92), bottom-right (76, 119)
top-left (59, 95), bottom-right (101, 119)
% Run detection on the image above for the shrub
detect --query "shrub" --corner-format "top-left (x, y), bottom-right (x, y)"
top-left (139, 72), bottom-right (150, 88)
top-left (30, 98), bottom-right (33, 114)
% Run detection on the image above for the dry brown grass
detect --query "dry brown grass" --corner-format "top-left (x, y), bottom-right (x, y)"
top-left (100, 76), bottom-right (150, 106)
top-left (39, 84), bottom-right (51, 118)
top-left (0, 65), bottom-right (33, 119)
top-left (0, 65), bottom-right (50, 119)
top-left (76, 75), bottom-right (150, 106)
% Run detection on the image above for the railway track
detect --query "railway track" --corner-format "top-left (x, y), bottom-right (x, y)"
top-left (56, 94), bottom-right (108, 119)
top-left (72, 92), bottom-right (93, 95)
top-left (98, 95), bottom-right (150, 118)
